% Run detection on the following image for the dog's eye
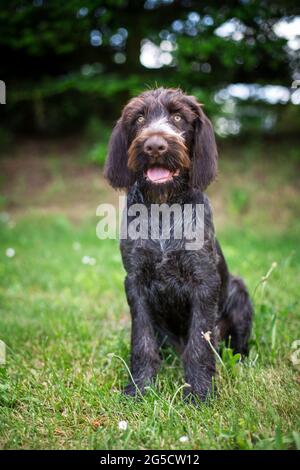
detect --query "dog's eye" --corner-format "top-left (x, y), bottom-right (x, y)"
top-left (137, 116), bottom-right (145, 124)
top-left (173, 114), bottom-right (182, 122)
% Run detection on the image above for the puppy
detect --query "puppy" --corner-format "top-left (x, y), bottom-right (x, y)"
top-left (104, 88), bottom-right (252, 401)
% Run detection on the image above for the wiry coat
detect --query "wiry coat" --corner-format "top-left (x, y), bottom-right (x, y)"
top-left (105, 88), bottom-right (252, 402)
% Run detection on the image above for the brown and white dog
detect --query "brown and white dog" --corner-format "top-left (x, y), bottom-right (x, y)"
top-left (105, 88), bottom-right (252, 402)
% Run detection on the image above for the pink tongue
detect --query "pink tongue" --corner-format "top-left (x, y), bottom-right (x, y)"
top-left (146, 167), bottom-right (172, 182)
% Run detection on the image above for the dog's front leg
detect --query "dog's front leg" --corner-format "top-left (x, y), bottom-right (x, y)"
top-left (182, 293), bottom-right (217, 402)
top-left (123, 276), bottom-right (161, 397)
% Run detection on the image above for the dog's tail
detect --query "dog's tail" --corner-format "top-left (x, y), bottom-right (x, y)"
top-left (218, 275), bottom-right (253, 356)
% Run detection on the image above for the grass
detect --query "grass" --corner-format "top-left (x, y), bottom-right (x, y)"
top-left (0, 140), bottom-right (299, 450)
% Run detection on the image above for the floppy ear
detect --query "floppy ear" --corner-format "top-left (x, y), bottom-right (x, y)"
top-left (104, 119), bottom-right (134, 190)
top-left (190, 106), bottom-right (218, 191)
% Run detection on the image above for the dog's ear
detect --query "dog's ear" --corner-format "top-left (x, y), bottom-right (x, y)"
top-left (188, 98), bottom-right (218, 191)
top-left (104, 119), bottom-right (134, 190)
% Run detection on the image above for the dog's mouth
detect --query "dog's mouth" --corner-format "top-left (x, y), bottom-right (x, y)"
top-left (145, 167), bottom-right (180, 184)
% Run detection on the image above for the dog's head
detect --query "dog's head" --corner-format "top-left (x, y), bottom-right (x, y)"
top-left (104, 88), bottom-right (218, 197)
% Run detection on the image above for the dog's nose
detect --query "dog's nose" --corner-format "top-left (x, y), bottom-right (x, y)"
top-left (144, 135), bottom-right (168, 156)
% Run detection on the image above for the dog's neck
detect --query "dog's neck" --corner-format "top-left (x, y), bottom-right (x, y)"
top-left (140, 185), bottom-right (178, 204)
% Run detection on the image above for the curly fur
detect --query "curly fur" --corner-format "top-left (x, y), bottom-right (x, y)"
top-left (104, 88), bottom-right (253, 402)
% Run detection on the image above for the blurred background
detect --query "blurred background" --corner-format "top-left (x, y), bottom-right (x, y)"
top-left (1, 1), bottom-right (300, 450)
top-left (1, 1), bottom-right (300, 144)
top-left (0, 0), bottom-right (300, 221)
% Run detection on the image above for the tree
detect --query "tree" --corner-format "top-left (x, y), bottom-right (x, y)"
top-left (0, 0), bottom-right (299, 134)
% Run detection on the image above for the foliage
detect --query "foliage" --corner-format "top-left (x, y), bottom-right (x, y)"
top-left (0, 1), bottom-right (300, 135)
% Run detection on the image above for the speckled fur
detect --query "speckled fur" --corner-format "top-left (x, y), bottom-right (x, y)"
top-left (104, 88), bottom-right (253, 401)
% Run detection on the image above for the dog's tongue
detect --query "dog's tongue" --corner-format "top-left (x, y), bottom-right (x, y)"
top-left (146, 167), bottom-right (172, 183)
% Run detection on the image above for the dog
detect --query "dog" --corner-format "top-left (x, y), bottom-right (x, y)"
top-left (104, 87), bottom-right (253, 402)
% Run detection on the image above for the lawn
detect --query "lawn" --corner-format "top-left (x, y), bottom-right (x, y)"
top-left (0, 140), bottom-right (299, 450)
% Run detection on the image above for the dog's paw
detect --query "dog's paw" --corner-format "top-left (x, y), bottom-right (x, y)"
top-left (183, 384), bottom-right (216, 405)
top-left (123, 382), bottom-right (143, 398)
top-left (183, 388), bottom-right (205, 406)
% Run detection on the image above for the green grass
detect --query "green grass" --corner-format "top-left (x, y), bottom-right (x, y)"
top-left (0, 145), bottom-right (299, 450)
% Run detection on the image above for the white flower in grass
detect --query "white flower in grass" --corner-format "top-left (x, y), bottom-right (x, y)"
top-left (118, 420), bottom-right (128, 431)
top-left (82, 255), bottom-right (96, 265)
top-left (179, 435), bottom-right (189, 443)
top-left (6, 248), bottom-right (15, 258)
top-left (201, 330), bottom-right (212, 342)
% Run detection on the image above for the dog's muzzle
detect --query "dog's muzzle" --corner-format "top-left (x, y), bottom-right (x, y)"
top-left (143, 135), bottom-right (168, 157)
top-left (128, 128), bottom-right (190, 183)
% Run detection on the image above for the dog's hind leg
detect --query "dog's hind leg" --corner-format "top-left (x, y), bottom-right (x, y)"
top-left (217, 275), bottom-right (253, 357)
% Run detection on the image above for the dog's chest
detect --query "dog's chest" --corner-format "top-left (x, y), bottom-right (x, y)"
top-left (126, 239), bottom-right (210, 290)
top-left (121, 188), bottom-right (216, 292)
